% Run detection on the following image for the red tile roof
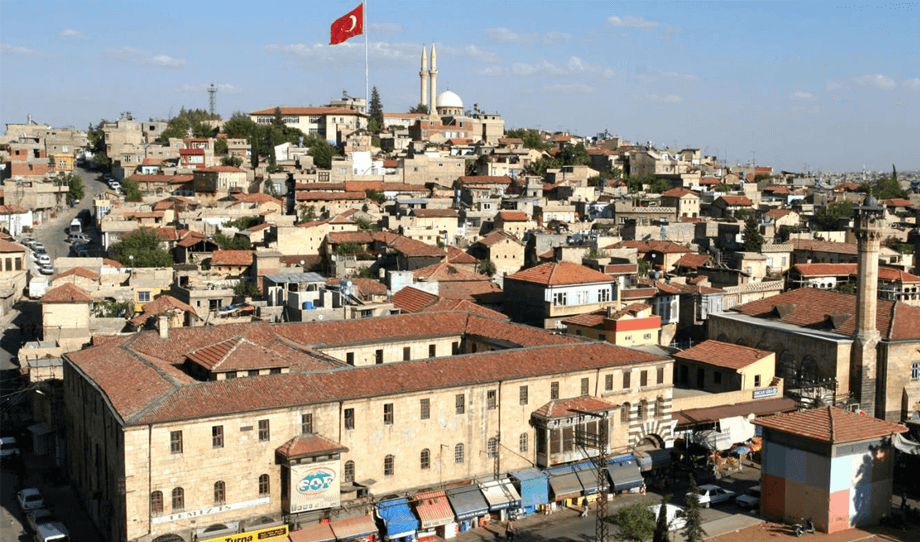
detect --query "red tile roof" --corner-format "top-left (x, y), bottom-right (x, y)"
top-left (420, 298), bottom-right (507, 320)
top-left (477, 230), bottom-right (524, 247)
top-left (211, 250), bottom-right (254, 266)
top-left (53, 267), bottom-right (100, 281)
top-left (789, 239), bottom-right (857, 255)
top-left (561, 312), bottom-right (606, 328)
top-left (674, 397), bottom-right (798, 427)
top-left (497, 211), bottom-right (529, 222)
top-left (277, 434), bottom-right (348, 459)
top-left (717, 196), bottom-right (753, 206)
top-left (506, 262), bottom-right (615, 286)
top-left (230, 193), bottom-right (283, 205)
top-left (41, 283), bottom-right (93, 304)
top-left (296, 191), bottom-right (366, 202)
top-left (458, 175), bottom-right (513, 185)
top-left (533, 396), bottom-right (619, 418)
top-left (130, 174), bottom-right (193, 185)
top-left (0, 204), bottom-right (29, 214)
top-left (103, 258), bottom-right (124, 268)
top-left (411, 209), bottom-right (458, 218)
top-left (674, 253), bottom-right (711, 269)
top-left (446, 245), bottom-right (478, 265)
top-left (391, 287), bottom-right (439, 313)
top-left (674, 340), bottom-right (771, 370)
top-left (413, 262), bottom-right (487, 282)
top-left (251, 106), bottom-right (363, 116)
top-left (187, 337), bottom-right (290, 372)
top-left (754, 406), bottom-right (907, 444)
top-left (437, 281), bottom-right (503, 301)
top-left (661, 188), bottom-right (698, 198)
top-left (0, 239), bottom-right (26, 253)
top-left (765, 209), bottom-right (795, 219)
top-left (129, 295), bottom-right (198, 326)
top-left (699, 176), bottom-right (720, 185)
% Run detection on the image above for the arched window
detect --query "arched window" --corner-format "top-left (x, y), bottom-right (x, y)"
top-left (258, 474), bottom-right (270, 496)
top-left (214, 481), bottom-right (226, 505)
top-left (621, 402), bottom-right (631, 424)
top-left (455, 443), bottom-right (464, 464)
top-left (487, 438), bottom-right (498, 458)
top-left (384, 454), bottom-right (395, 476)
top-left (150, 491), bottom-right (163, 515)
top-left (519, 433), bottom-right (528, 453)
top-left (171, 487), bottom-right (184, 511)
top-left (420, 448), bottom-right (430, 470)
top-left (344, 460), bottom-right (355, 483)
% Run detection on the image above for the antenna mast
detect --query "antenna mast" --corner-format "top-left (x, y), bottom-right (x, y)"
top-left (208, 83), bottom-right (218, 116)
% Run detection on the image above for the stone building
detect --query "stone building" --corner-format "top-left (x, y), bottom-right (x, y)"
top-left (63, 311), bottom-right (674, 542)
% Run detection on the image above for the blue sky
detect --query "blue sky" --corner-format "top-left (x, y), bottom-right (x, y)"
top-left (2, 0), bottom-right (918, 173)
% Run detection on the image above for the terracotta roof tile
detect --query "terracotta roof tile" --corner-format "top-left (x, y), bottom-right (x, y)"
top-left (754, 406), bottom-right (907, 443)
top-left (533, 396), bottom-right (619, 419)
top-left (41, 283), bottom-right (93, 304)
top-left (789, 239), bottom-right (858, 255)
top-left (187, 337), bottom-right (290, 372)
top-left (296, 191), bottom-right (366, 201)
top-left (674, 340), bottom-right (771, 370)
top-left (674, 253), bottom-right (710, 269)
top-left (411, 209), bottom-right (458, 218)
top-left (391, 287), bottom-right (439, 313)
top-left (458, 175), bottom-right (513, 185)
top-left (437, 281), bottom-right (503, 302)
top-left (506, 262), bottom-right (617, 286)
top-left (561, 312), bottom-right (606, 328)
top-left (446, 245), bottom-right (478, 265)
top-left (497, 211), bottom-right (529, 221)
top-left (0, 239), bottom-right (26, 252)
top-left (661, 188), bottom-right (699, 198)
top-left (52, 267), bottom-right (100, 281)
top-left (211, 250), bottom-right (254, 266)
top-left (277, 434), bottom-right (348, 459)
top-left (413, 262), bottom-right (487, 282)
top-left (717, 196), bottom-right (753, 206)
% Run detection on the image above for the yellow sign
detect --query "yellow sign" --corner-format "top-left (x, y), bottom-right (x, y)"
top-left (200, 525), bottom-right (288, 542)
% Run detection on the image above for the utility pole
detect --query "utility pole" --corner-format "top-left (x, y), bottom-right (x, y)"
top-left (575, 411), bottom-right (610, 542)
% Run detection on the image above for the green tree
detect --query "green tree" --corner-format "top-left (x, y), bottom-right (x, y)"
top-left (409, 103), bottom-right (428, 114)
top-left (504, 128), bottom-right (550, 150)
top-left (221, 156), bottom-right (243, 167)
top-left (367, 118), bottom-right (380, 134)
top-left (354, 217), bottom-right (376, 231)
top-left (611, 499), bottom-right (656, 542)
top-left (369, 86), bottom-right (384, 133)
top-left (213, 233), bottom-right (252, 250)
top-left (224, 216), bottom-right (258, 230)
top-left (713, 182), bottom-right (730, 192)
top-left (559, 143), bottom-right (590, 166)
top-left (526, 156), bottom-right (562, 176)
top-left (682, 475), bottom-right (707, 542)
top-left (815, 201), bottom-right (854, 231)
top-left (477, 259), bottom-right (496, 276)
top-left (121, 177), bottom-right (143, 200)
top-left (858, 176), bottom-right (907, 200)
top-left (303, 134), bottom-right (339, 168)
top-left (648, 178), bottom-right (673, 194)
top-left (365, 189), bottom-right (386, 204)
top-left (222, 114), bottom-right (260, 141)
top-left (214, 138), bottom-right (228, 155)
top-left (299, 205), bottom-right (317, 223)
top-left (653, 496), bottom-right (672, 542)
top-left (234, 281), bottom-right (262, 298)
top-left (335, 242), bottom-right (363, 256)
top-left (66, 174), bottom-right (85, 203)
top-left (112, 228), bottom-right (174, 268)
top-left (156, 107), bottom-right (218, 143)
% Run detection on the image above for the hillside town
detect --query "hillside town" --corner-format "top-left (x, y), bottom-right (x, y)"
top-left (2, 45), bottom-right (920, 542)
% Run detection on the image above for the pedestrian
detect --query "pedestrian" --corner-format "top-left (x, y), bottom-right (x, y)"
top-left (902, 492), bottom-right (908, 511)
top-left (580, 503), bottom-right (589, 517)
top-left (506, 520), bottom-right (515, 541)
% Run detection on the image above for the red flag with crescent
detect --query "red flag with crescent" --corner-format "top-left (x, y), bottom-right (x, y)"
top-left (330, 4), bottom-right (363, 45)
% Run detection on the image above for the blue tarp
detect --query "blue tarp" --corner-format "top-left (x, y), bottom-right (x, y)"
top-left (377, 498), bottom-right (419, 540)
top-left (509, 468), bottom-right (549, 508)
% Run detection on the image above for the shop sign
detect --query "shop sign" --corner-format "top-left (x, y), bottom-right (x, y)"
top-left (290, 459), bottom-right (340, 513)
top-left (753, 387), bottom-right (778, 399)
top-left (200, 525), bottom-right (288, 542)
top-left (152, 497), bottom-right (270, 525)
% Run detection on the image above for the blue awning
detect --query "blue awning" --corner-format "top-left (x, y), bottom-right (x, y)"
top-left (376, 498), bottom-right (419, 540)
top-left (446, 485), bottom-right (490, 521)
top-left (606, 458), bottom-right (643, 492)
top-left (509, 468), bottom-right (549, 508)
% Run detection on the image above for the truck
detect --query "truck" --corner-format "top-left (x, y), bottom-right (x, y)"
top-left (68, 218), bottom-right (82, 235)
top-left (29, 276), bottom-right (49, 299)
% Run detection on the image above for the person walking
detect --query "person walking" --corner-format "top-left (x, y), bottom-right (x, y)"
top-left (506, 520), bottom-right (515, 541)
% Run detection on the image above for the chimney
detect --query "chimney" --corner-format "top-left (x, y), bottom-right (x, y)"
top-left (158, 314), bottom-right (169, 339)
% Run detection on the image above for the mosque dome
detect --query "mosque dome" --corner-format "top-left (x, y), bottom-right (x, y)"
top-left (436, 90), bottom-right (463, 110)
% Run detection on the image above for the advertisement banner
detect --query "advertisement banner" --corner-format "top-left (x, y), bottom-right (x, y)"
top-left (200, 525), bottom-right (288, 542)
top-left (290, 460), bottom-right (341, 513)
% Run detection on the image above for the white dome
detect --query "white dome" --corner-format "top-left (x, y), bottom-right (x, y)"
top-left (436, 90), bottom-right (463, 109)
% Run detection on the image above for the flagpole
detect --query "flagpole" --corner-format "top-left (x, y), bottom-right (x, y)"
top-left (364, 0), bottom-right (369, 117)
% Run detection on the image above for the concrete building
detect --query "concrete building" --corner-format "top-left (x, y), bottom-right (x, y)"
top-left (0, 238), bottom-right (27, 317)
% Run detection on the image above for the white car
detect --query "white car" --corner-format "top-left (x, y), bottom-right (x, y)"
top-left (648, 503), bottom-right (687, 530)
top-left (39, 264), bottom-right (54, 275)
top-left (17, 488), bottom-right (45, 511)
top-left (735, 485), bottom-right (761, 509)
top-left (0, 436), bottom-right (20, 460)
top-left (38, 254), bottom-right (52, 266)
top-left (109, 182), bottom-right (122, 191)
top-left (27, 508), bottom-right (70, 537)
top-left (32, 241), bottom-right (46, 252)
top-left (686, 484), bottom-right (736, 508)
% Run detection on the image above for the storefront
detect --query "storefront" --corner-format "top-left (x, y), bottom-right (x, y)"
top-left (479, 478), bottom-right (522, 521)
top-left (412, 490), bottom-right (457, 541)
top-left (547, 467), bottom-right (583, 506)
top-left (376, 498), bottom-right (419, 542)
top-left (606, 457), bottom-right (644, 494)
top-left (509, 469), bottom-right (549, 514)
top-left (288, 522), bottom-right (336, 542)
top-left (573, 463), bottom-right (604, 502)
top-left (329, 514), bottom-right (379, 542)
top-left (445, 485), bottom-right (490, 532)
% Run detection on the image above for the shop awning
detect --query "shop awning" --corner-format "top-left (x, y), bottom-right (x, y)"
top-left (480, 479), bottom-right (522, 511)
top-left (509, 469), bottom-right (549, 509)
top-left (329, 514), bottom-right (379, 540)
top-left (606, 458), bottom-right (643, 492)
top-left (289, 522), bottom-right (336, 542)
top-left (548, 470), bottom-right (583, 501)
top-left (574, 463), bottom-right (604, 495)
top-left (376, 498), bottom-right (419, 540)
top-left (413, 490), bottom-right (455, 530)
top-left (446, 485), bottom-right (490, 521)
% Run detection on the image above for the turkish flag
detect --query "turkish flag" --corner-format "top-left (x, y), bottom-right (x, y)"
top-left (330, 4), bottom-right (363, 45)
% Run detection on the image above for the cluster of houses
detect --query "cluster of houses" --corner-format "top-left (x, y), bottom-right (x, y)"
top-left (2, 82), bottom-right (920, 542)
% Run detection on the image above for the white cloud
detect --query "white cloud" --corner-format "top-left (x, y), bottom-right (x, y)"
top-left (60, 29), bottom-right (84, 39)
top-left (825, 80), bottom-right (848, 91)
top-left (856, 74), bottom-right (896, 89)
top-left (541, 31), bottom-right (571, 44)
top-left (790, 90), bottom-right (817, 101)
top-left (370, 23), bottom-right (401, 33)
top-left (104, 47), bottom-right (185, 67)
top-left (608, 16), bottom-right (658, 30)
top-left (266, 41), bottom-right (419, 65)
top-left (508, 56), bottom-right (610, 78)
top-left (792, 104), bottom-right (820, 115)
top-left (146, 55), bottom-right (186, 67)
top-left (484, 27), bottom-right (536, 44)
top-left (636, 71), bottom-right (698, 83)
top-left (903, 78), bottom-right (920, 91)
top-left (440, 44), bottom-right (498, 63)
top-left (477, 65), bottom-right (507, 76)
top-left (543, 83), bottom-right (593, 94)
top-left (643, 93), bottom-right (683, 104)
top-left (1, 43), bottom-right (42, 55)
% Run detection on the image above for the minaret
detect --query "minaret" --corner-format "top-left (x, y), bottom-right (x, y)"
top-left (851, 194), bottom-right (884, 418)
top-left (420, 46), bottom-right (428, 110)
top-left (428, 43), bottom-right (439, 120)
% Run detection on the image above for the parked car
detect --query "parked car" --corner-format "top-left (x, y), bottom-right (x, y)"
top-left (109, 182), bottom-right (122, 191)
top-left (33, 521), bottom-right (70, 542)
top-left (39, 264), bottom-right (54, 275)
top-left (37, 254), bottom-right (52, 266)
top-left (648, 503), bottom-right (687, 530)
top-left (17, 488), bottom-right (45, 511)
top-left (686, 484), bottom-right (735, 508)
top-left (735, 485), bottom-right (761, 509)
top-left (32, 241), bottom-right (45, 252)
top-left (0, 436), bottom-right (20, 461)
top-left (67, 233), bottom-right (90, 244)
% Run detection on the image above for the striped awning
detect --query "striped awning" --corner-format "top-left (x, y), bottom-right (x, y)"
top-left (413, 490), bottom-right (455, 529)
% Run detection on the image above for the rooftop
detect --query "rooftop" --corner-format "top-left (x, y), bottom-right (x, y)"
top-left (754, 406), bottom-right (907, 444)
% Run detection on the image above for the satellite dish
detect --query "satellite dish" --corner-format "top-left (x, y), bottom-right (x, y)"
top-left (339, 278), bottom-right (347, 286)
top-left (317, 314), bottom-right (324, 320)
top-left (346, 280), bottom-right (354, 289)
top-left (343, 288), bottom-right (351, 297)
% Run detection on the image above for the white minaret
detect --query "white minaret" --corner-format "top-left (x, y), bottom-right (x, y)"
top-left (428, 43), bottom-right (439, 119)
top-left (420, 46), bottom-right (428, 109)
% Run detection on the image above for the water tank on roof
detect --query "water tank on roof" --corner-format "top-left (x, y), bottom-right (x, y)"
top-left (303, 301), bottom-right (315, 310)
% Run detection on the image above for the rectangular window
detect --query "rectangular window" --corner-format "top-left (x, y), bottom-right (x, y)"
top-left (170, 431), bottom-right (183, 454)
top-left (212, 426), bottom-right (223, 448)
top-left (487, 390), bottom-right (497, 409)
top-left (301, 413), bottom-right (313, 434)
top-left (452, 342), bottom-right (460, 355)
top-left (551, 381), bottom-right (559, 400)
top-left (623, 371), bottom-right (631, 389)
top-left (519, 385), bottom-right (529, 405)
top-left (346, 352), bottom-right (354, 365)
top-left (657, 367), bottom-right (665, 384)
top-left (605, 374), bottom-right (613, 391)
top-left (714, 371), bottom-right (723, 385)
top-left (455, 394), bottom-right (465, 415)
top-left (644, 333), bottom-right (652, 340)
top-left (403, 347), bottom-right (411, 361)
top-left (581, 377), bottom-right (589, 395)
top-left (138, 291), bottom-right (151, 303)
top-left (640, 370), bottom-right (648, 387)
top-left (345, 408), bottom-right (355, 429)
top-left (420, 398), bottom-right (430, 420)
top-left (599, 333), bottom-right (607, 341)
top-left (429, 344), bottom-right (436, 357)
top-left (258, 419), bottom-right (270, 441)
top-left (375, 349), bottom-right (383, 365)
top-left (562, 427), bottom-right (574, 452)
top-left (553, 291), bottom-right (567, 306)
top-left (754, 375), bottom-right (762, 387)
top-left (384, 403), bottom-right (394, 425)
top-left (912, 362), bottom-right (920, 381)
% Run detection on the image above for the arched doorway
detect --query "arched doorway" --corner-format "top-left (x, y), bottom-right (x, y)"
top-left (152, 535), bottom-right (185, 542)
